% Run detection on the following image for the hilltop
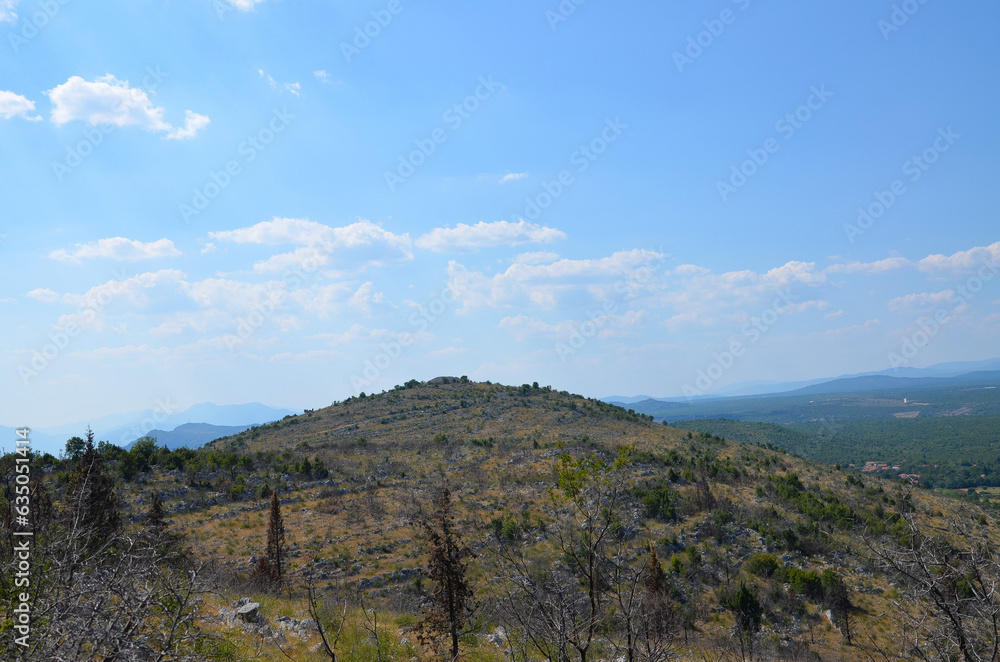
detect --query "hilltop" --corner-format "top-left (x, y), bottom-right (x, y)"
top-left (10, 378), bottom-right (1000, 661)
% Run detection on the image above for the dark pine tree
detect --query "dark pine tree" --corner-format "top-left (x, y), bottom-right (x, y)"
top-left (266, 489), bottom-right (286, 583)
top-left (146, 490), bottom-right (166, 531)
top-left (64, 427), bottom-right (120, 552)
top-left (419, 482), bottom-right (474, 662)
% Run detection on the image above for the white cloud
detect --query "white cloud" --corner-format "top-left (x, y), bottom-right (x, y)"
top-left (785, 299), bottom-right (830, 314)
top-left (416, 220), bottom-right (567, 253)
top-left (513, 251), bottom-right (560, 265)
top-left (56, 269), bottom-right (188, 331)
top-left (225, 0), bottom-right (266, 10)
top-left (917, 241), bottom-right (1000, 276)
top-left (166, 110), bottom-right (210, 140)
top-left (659, 260), bottom-right (826, 322)
top-left (499, 310), bottom-right (645, 342)
top-left (427, 346), bottom-right (467, 359)
top-left (27, 288), bottom-right (59, 303)
top-left (270, 349), bottom-right (344, 363)
top-left (499, 172), bottom-right (528, 184)
top-left (259, 69), bottom-right (300, 95)
top-left (826, 257), bottom-right (912, 274)
top-left (824, 310), bottom-right (846, 320)
top-left (0, 90), bottom-right (41, 121)
top-left (210, 217), bottom-right (329, 245)
top-left (201, 243), bottom-right (217, 254)
top-left (823, 319), bottom-right (880, 338)
top-left (671, 264), bottom-right (711, 277)
top-left (0, 0), bottom-right (17, 23)
top-left (49, 237), bottom-right (181, 263)
top-left (448, 249), bottom-right (663, 310)
top-left (314, 70), bottom-right (331, 83)
top-left (888, 290), bottom-right (955, 314)
top-left (210, 217), bottom-right (413, 273)
top-left (45, 75), bottom-right (208, 138)
top-left (290, 282), bottom-right (393, 319)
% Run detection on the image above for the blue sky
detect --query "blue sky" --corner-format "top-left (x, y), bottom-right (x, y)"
top-left (2, 0), bottom-right (998, 426)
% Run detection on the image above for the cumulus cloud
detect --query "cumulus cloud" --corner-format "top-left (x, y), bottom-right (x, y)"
top-left (448, 249), bottom-right (663, 310)
top-left (166, 110), bottom-right (210, 140)
top-left (46, 75), bottom-right (208, 139)
top-left (661, 260), bottom-right (825, 316)
top-left (289, 282), bottom-right (393, 319)
top-left (513, 251), bottom-right (561, 265)
top-left (49, 237), bottom-right (181, 263)
top-left (209, 217), bottom-right (412, 273)
top-left (0, 90), bottom-right (41, 121)
top-left (826, 257), bottom-right (912, 274)
top-left (224, 0), bottom-right (266, 9)
top-left (0, 0), bottom-right (17, 22)
top-left (888, 290), bottom-right (955, 314)
top-left (499, 172), bottom-right (528, 184)
top-left (917, 241), bottom-right (1000, 277)
top-left (502, 310), bottom-right (646, 341)
top-left (27, 288), bottom-right (59, 303)
top-left (314, 70), bottom-right (331, 83)
top-left (416, 220), bottom-right (567, 253)
top-left (56, 269), bottom-right (188, 331)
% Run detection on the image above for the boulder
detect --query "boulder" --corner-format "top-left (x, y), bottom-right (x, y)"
top-left (236, 602), bottom-right (261, 623)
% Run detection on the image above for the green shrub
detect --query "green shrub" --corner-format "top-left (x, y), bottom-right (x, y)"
top-left (745, 553), bottom-right (780, 578)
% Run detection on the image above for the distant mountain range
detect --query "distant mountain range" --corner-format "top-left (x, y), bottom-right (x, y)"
top-left (0, 402), bottom-right (297, 456)
top-left (129, 423), bottom-right (254, 450)
top-left (603, 357), bottom-right (1000, 404)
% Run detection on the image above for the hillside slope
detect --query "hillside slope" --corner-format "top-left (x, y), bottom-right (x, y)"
top-left (66, 378), bottom-right (1000, 661)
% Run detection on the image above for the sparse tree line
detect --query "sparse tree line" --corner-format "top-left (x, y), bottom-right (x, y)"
top-left (3, 425), bottom-right (1000, 661)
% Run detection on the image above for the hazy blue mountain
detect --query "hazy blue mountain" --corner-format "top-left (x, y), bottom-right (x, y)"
top-left (126, 423), bottom-right (253, 450)
top-left (600, 358), bottom-right (1000, 403)
top-left (2, 402), bottom-right (297, 456)
top-left (602, 395), bottom-right (657, 404)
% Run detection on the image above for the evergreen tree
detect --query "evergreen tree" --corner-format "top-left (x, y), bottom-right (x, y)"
top-left (821, 569), bottom-right (853, 644)
top-left (639, 543), bottom-right (678, 661)
top-left (419, 482), bottom-right (474, 662)
top-left (266, 489), bottom-right (286, 583)
top-left (146, 490), bottom-right (166, 531)
top-left (64, 427), bottom-right (120, 552)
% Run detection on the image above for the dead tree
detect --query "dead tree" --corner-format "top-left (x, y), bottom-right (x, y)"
top-left (867, 508), bottom-right (1000, 661)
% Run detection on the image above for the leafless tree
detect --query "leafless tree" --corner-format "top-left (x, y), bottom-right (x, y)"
top-left (866, 507), bottom-right (1000, 661)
